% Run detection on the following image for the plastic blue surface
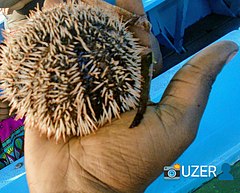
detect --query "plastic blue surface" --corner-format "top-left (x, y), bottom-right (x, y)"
top-left (0, 157), bottom-right (27, 193)
top-left (0, 13), bottom-right (5, 43)
top-left (0, 27), bottom-right (240, 193)
top-left (143, 0), bottom-right (166, 12)
top-left (145, 0), bottom-right (212, 52)
top-left (104, 0), bottom-right (116, 5)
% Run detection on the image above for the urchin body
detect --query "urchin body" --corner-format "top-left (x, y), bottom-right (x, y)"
top-left (0, 1), bottom-right (151, 141)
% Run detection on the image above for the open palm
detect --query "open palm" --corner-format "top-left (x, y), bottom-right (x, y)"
top-left (25, 41), bottom-right (238, 193)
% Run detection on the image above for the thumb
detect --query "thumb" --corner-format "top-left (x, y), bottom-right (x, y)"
top-left (7, 0), bottom-right (32, 11)
top-left (43, 0), bottom-right (64, 10)
top-left (156, 41), bottom-right (238, 144)
top-left (0, 0), bottom-right (21, 8)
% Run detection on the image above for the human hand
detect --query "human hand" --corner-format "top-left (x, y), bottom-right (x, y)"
top-left (0, 0), bottom-right (32, 12)
top-left (2, 0), bottom-right (238, 192)
top-left (0, 100), bottom-right (10, 121)
top-left (25, 41), bottom-right (238, 193)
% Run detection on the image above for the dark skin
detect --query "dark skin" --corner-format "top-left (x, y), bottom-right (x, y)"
top-left (0, 0), bottom-right (239, 192)
top-left (0, 101), bottom-right (10, 121)
top-left (24, 41), bottom-right (238, 193)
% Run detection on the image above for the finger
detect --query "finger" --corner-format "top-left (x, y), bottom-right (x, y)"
top-left (156, 40), bottom-right (238, 140)
top-left (150, 32), bottom-right (163, 77)
top-left (116, 0), bottom-right (163, 77)
top-left (8, 0), bottom-right (32, 11)
top-left (0, 101), bottom-right (10, 108)
top-left (0, 8), bottom-right (12, 15)
top-left (0, 100), bottom-right (10, 119)
top-left (116, 0), bottom-right (151, 47)
top-left (116, 0), bottom-right (145, 15)
top-left (43, 0), bottom-right (64, 10)
top-left (0, 108), bottom-right (9, 115)
top-left (0, 107), bottom-right (10, 121)
top-left (0, 0), bottom-right (20, 8)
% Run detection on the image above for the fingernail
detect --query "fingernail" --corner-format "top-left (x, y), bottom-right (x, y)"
top-left (226, 51), bottom-right (238, 64)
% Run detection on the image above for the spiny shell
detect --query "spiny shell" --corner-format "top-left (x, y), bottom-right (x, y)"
top-left (0, 2), bottom-right (143, 141)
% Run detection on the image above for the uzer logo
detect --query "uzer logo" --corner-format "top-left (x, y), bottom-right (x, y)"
top-left (164, 164), bottom-right (217, 180)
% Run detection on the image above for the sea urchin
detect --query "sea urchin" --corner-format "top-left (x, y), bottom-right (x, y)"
top-left (0, 1), bottom-right (149, 141)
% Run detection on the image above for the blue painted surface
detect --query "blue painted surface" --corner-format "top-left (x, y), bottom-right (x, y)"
top-left (0, 13), bottom-right (5, 42)
top-left (1, 30), bottom-right (240, 193)
top-left (104, 0), bottom-right (116, 5)
top-left (145, 0), bottom-right (212, 52)
top-left (173, 0), bottom-right (189, 53)
top-left (0, 157), bottom-right (27, 193)
top-left (0, 174), bottom-right (28, 193)
top-left (184, 0), bottom-right (211, 28)
top-left (143, 0), bottom-right (166, 12)
top-left (144, 0), bottom-right (240, 52)
top-left (208, 0), bottom-right (240, 17)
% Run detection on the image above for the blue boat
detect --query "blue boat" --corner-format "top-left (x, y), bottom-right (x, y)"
top-left (0, 0), bottom-right (240, 192)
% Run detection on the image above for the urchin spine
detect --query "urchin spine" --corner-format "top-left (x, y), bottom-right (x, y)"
top-left (0, 2), bottom-right (144, 141)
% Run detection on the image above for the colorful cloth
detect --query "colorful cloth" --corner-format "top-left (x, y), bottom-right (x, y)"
top-left (0, 116), bottom-right (24, 170)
